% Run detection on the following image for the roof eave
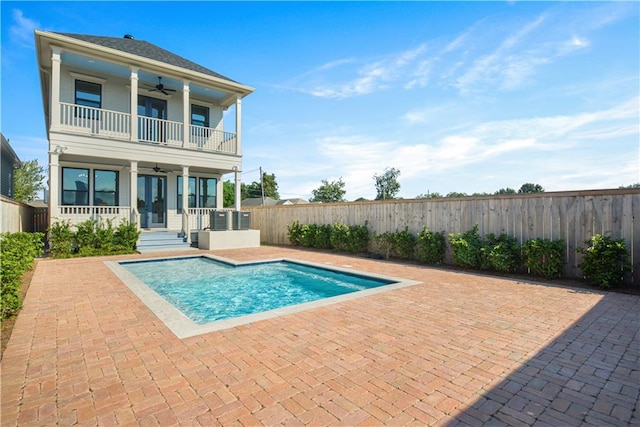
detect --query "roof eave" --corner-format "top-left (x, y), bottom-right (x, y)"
top-left (35, 30), bottom-right (254, 98)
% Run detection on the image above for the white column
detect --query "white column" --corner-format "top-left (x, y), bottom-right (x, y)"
top-left (130, 67), bottom-right (138, 141)
top-left (49, 151), bottom-right (60, 227)
top-left (182, 165), bottom-right (190, 242)
top-left (235, 96), bottom-right (242, 156)
top-left (50, 47), bottom-right (62, 132)
top-left (234, 168), bottom-right (242, 212)
top-left (182, 80), bottom-right (190, 147)
top-left (130, 161), bottom-right (138, 228)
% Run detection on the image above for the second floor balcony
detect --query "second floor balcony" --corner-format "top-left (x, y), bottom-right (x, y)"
top-left (57, 102), bottom-right (238, 155)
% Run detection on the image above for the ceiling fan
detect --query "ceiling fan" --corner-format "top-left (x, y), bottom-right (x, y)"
top-left (152, 163), bottom-right (169, 173)
top-left (147, 77), bottom-right (176, 95)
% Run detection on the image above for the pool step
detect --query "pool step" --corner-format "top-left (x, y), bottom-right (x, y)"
top-left (137, 231), bottom-right (197, 253)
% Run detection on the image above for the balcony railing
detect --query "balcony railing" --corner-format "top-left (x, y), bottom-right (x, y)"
top-left (57, 102), bottom-right (237, 155)
top-left (60, 103), bottom-right (130, 138)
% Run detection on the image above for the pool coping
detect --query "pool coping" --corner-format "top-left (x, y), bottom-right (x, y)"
top-left (105, 254), bottom-right (422, 339)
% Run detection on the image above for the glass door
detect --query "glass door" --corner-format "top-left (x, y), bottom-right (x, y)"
top-left (138, 95), bottom-right (167, 143)
top-left (137, 175), bottom-right (166, 228)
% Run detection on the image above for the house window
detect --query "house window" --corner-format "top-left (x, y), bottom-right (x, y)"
top-left (94, 170), bottom-right (119, 206)
top-left (75, 80), bottom-right (101, 109)
top-left (191, 105), bottom-right (209, 128)
top-left (62, 167), bottom-right (89, 205)
top-left (176, 176), bottom-right (197, 213)
top-left (199, 178), bottom-right (217, 208)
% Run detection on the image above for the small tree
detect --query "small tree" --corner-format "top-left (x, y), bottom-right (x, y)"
top-left (518, 183), bottom-right (544, 194)
top-left (242, 171), bottom-right (280, 200)
top-left (373, 167), bottom-right (401, 200)
top-left (310, 178), bottom-right (346, 203)
top-left (13, 159), bottom-right (45, 203)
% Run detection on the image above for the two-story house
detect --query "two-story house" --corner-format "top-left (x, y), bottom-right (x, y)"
top-left (35, 31), bottom-right (253, 241)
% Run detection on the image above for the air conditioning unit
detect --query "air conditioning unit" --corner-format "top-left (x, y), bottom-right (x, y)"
top-left (233, 211), bottom-right (251, 230)
top-left (210, 211), bottom-right (229, 231)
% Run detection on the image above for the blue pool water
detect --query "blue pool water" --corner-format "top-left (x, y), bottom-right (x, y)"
top-left (120, 257), bottom-right (394, 324)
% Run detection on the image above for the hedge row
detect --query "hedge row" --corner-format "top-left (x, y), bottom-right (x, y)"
top-left (49, 218), bottom-right (140, 259)
top-left (1, 232), bottom-right (44, 319)
top-left (288, 222), bottom-right (632, 288)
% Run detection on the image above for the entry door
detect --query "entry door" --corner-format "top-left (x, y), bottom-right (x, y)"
top-left (138, 95), bottom-right (167, 142)
top-left (137, 175), bottom-right (166, 228)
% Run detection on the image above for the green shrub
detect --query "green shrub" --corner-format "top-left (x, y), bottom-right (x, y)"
top-left (314, 224), bottom-right (333, 249)
top-left (49, 220), bottom-right (74, 258)
top-left (484, 233), bottom-right (521, 273)
top-left (287, 221), bottom-right (304, 246)
top-left (1, 232), bottom-right (44, 319)
top-left (578, 234), bottom-right (631, 288)
top-left (371, 231), bottom-right (395, 260)
top-left (392, 226), bottom-right (416, 259)
top-left (449, 225), bottom-right (485, 269)
top-left (347, 223), bottom-right (370, 253)
top-left (415, 227), bottom-right (446, 265)
top-left (523, 238), bottom-right (565, 279)
top-left (75, 218), bottom-right (98, 249)
top-left (330, 222), bottom-right (350, 252)
top-left (114, 220), bottom-right (140, 250)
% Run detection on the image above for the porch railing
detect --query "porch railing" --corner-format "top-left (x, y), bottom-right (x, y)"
top-left (55, 206), bottom-right (132, 227)
top-left (56, 103), bottom-right (237, 155)
top-left (187, 207), bottom-right (233, 231)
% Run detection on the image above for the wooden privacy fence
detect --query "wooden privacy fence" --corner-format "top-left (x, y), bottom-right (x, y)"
top-left (247, 189), bottom-right (640, 282)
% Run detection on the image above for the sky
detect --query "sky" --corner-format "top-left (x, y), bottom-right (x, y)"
top-left (1, 1), bottom-right (639, 201)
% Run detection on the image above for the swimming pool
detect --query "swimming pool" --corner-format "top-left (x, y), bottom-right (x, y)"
top-left (106, 255), bottom-right (420, 338)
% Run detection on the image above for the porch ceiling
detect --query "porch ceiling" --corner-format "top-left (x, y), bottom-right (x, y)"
top-left (61, 51), bottom-right (230, 101)
top-left (56, 154), bottom-right (237, 177)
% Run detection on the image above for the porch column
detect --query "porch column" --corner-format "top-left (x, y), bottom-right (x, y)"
top-left (182, 166), bottom-right (190, 243)
top-left (234, 167), bottom-right (242, 212)
top-left (235, 96), bottom-right (242, 156)
top-left (129, 67), bottom-right (138, 141)
top-left (130, 161), bottom-right (139, 229)
top-left (182, 80), bottom-right (190, 147)
top-left (50, 47), bottom-right (62, 132)
top-left (48, 151), bottom-right (60, 227)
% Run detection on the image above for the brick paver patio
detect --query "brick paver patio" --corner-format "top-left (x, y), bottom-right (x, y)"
top-left (1, 246), bottom-right (638, 426)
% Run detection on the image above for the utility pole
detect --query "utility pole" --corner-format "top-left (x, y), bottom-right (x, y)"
top-left (260, 166), bottom-right (265, 205)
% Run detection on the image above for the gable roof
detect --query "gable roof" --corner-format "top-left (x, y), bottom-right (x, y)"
top-left (276, 198), bottom-right (308, 205)
top-left (54, 32), bottom-right (238, 84)
top-left (241, 197), bottom-right (278, 207)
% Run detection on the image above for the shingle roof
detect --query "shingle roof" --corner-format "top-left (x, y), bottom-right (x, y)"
top-left (55, 32), bottom-right (238, 83)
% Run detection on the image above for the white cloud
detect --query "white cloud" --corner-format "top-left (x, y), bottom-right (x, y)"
top-left (10, 9), bottom-right (40, 49)
top-left (286, 43), bottom-right (432, 99)
top-left (294, 97), bottom-right (639, 197)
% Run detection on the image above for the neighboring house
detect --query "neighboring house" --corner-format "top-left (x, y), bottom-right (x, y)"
top-left (1, 133), bottom-right (22, 199)
top-left (276, 198), bottom-right (308, 206)
top-left (241, 197), bottom-right (277, 208)
top-left (35, 31), bottom-right (254, 237)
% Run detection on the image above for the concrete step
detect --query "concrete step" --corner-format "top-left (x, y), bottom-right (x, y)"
top-left (137, 231), bottom-right (196, 253)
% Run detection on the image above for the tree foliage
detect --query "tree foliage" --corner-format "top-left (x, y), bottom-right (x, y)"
top-left (242, 171), bottom-right (280, 200)
top-left (373, 167), bottom-right (401, 200)
top-left (222, 181), bottom-right (235, 207)
top-left (495, 187), bottom-right (517, 195)
top-left (309, 178), bottom-right (346, 203)
top-left (13, 159), bottom-right (45, 203)
top-left (518, 183), bottom-right (544, 194)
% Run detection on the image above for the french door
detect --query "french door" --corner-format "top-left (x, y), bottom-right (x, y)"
top-left (138, 95), bottom-right (167, 143)
top-left (137, 175), bottom-right (166, 228)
